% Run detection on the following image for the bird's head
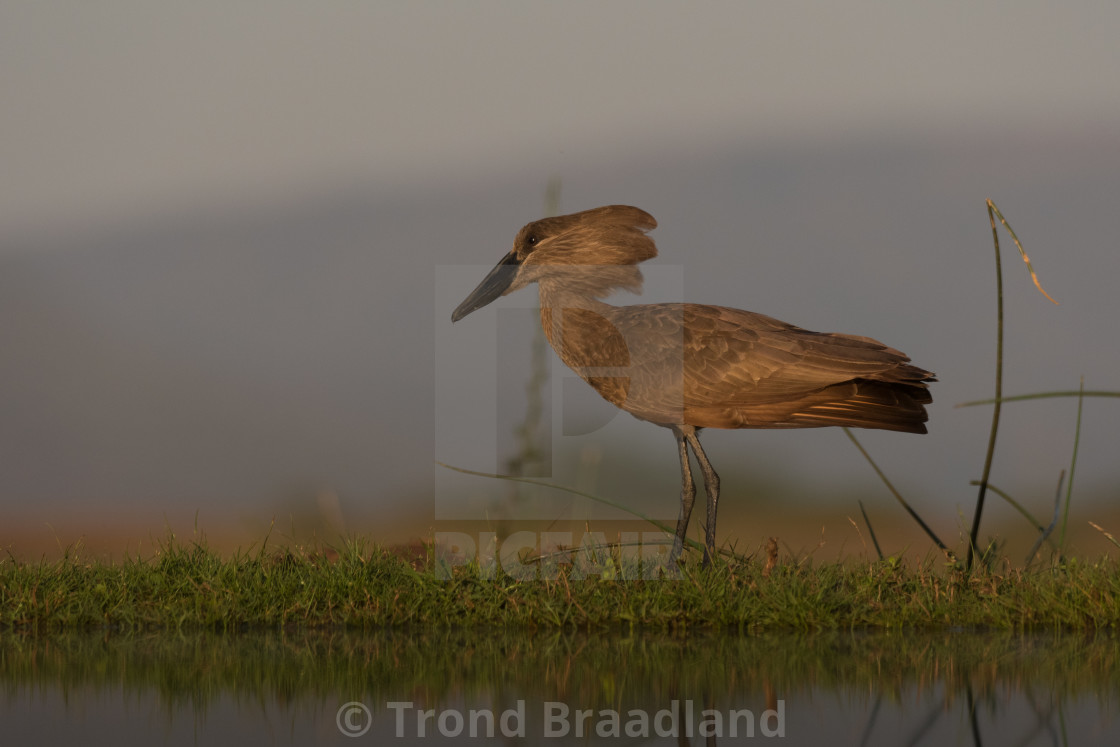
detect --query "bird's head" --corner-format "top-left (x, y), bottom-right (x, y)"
top-left (451, 205), bottom-right (658, 322)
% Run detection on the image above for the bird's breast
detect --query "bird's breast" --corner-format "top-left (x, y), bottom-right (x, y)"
top-left (540, 305), bottom-right (688, 425)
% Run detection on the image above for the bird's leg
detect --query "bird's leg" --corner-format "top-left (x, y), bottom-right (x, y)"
top-left (669, 425), bottom-right (696, 565)
top-left (683, 428), bottom-right (721, 566)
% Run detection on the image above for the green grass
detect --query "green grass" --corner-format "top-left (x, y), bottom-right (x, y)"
top-left (2, 535), bottom-right (1118, 632)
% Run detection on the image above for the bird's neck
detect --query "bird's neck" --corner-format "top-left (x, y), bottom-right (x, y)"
top-left (536, 278), bottom-right (612, 309)
top-left (537, 281), bottom-right (632, 414)
top-left (536, 280), bottom-right (613, 348)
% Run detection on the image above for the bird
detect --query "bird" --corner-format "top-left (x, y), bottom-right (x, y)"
top-left (451, 205), bottom-right (934, 566)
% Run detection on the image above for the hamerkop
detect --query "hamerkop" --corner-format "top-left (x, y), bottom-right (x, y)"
top-left (452, 205), bottom-right (934, 565)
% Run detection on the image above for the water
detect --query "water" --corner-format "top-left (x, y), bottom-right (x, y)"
top-left (2, 629), bottom-right (1117, 745)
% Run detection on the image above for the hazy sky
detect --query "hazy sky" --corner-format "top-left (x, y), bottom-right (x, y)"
top-left (4, 1), bottom-right (1119, 237)
top-left (3, 3), bottom-right (1118, 557)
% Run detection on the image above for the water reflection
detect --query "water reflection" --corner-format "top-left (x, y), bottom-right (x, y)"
top-left (1, 629), bottom-right (1117, 745)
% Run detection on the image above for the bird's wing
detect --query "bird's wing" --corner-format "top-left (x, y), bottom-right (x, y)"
top-left (605, 303), bottom-right (932, 430)
top-left (684, 304), bottom-right (925, 392)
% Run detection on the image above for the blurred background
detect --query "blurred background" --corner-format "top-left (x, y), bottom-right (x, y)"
top-left (3, 2), bottom-right (1118, 561)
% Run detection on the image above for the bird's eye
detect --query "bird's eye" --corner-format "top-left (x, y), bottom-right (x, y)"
top-left (527, 235), bottom-right (538, 246)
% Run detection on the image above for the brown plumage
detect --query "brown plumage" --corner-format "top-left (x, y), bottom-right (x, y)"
top-left (452, 205), bottom-right (934, 565)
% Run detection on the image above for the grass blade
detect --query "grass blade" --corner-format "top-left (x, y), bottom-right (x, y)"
top-left (969, 481), bottom-right (1047, 533)
top-left (987, 200), bottom-right (1058, 305)
top-left (956, 390), bottom-right (1120, 408)
top-left (1059, 379), bottom-right (1085, 551)
top-left (436, 461), bottom-right (748, 562)
top-left (857, 500), bottom-right (884, 561)
top-left (438, 461), bottom-right (673, 530)
top-left (967, 201), bottom-right (1059, 571)
top-left (1025, 471), bottom-right (1064, 566)
top-left (1088, 521), bottom-right (1120, 550)
top-left (966, 201), bottom-right (1006, 572)
top-left (843, 428), bottom-right (949, 554)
